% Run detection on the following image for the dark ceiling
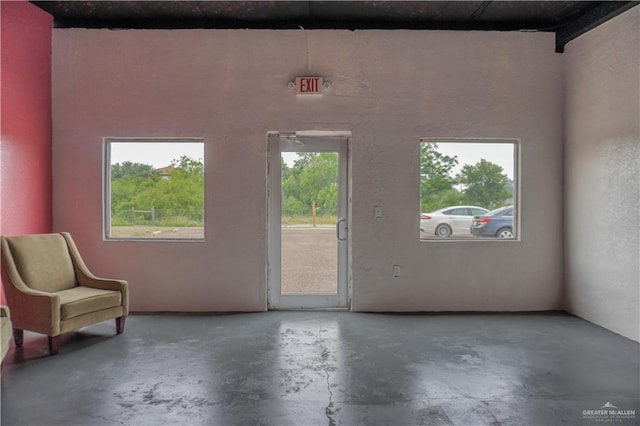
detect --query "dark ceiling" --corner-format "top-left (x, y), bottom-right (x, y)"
top-left (31, 1), bottom-right (638, 52)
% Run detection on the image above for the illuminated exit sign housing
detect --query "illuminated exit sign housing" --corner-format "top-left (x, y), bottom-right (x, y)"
top-left (295, 77), bottom-right (324, 95)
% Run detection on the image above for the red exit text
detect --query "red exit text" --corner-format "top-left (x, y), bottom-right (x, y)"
top-left (295, 77), bottom-right (324, 95)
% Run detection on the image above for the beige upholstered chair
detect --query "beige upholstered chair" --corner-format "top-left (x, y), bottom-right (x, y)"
top-left (1, 305), bottom-right (12, 362)
top-left (0, 233), bottom-right (128, 355)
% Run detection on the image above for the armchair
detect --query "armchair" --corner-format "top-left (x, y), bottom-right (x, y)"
top-left (1, 305), bottom-right (11, 362)
top-left (1, 233), bottom-right (128, 355)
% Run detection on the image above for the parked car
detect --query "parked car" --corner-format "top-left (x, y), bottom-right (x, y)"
top-left (420, 206), bottom-right (489, 237)
top-left (470, 206), bottom-right (515, 238)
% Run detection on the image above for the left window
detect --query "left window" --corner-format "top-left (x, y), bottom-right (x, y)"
top-left (104, 138), bottom-right (205, 240)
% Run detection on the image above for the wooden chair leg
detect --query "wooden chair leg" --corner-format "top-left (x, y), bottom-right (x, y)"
top-left (116, 316), bottom-right (126, 334)
top-left (48, 336), bottom-right (59, 356)
top-left (13, 328), bottom-right (23, 347)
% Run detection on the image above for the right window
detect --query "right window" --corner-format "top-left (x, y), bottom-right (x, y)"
top-left (419, 139), bottom-right (519, 241)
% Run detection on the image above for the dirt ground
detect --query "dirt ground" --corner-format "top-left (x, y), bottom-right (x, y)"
top-left (112, 226), bottom-right (464, 241)
top-left (110, 226), bottom-right (204, 239)
top-left (281, 227), bottom-right (337, 294)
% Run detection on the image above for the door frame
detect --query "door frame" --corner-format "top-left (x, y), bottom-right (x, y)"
top-left (267, 130), bottom-right (351, 310)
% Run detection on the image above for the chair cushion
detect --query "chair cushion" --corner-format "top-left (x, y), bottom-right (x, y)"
top-left (58, 286), bottom-right (122, 320)
top-left (6, 234), bottom-right (77, 292)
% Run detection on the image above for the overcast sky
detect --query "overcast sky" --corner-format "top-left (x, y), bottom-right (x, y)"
top-left (110, 141), bottom-right (514, 179)
top-left (435, 142), bottom-right (515, 180)
top-left (109, 142), bottom-right (204, 168)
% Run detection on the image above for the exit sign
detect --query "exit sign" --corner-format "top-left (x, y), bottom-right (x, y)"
top-left (295, 77), bottom-right (324, 95)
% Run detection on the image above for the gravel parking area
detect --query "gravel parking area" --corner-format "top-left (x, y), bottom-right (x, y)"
top-left (281, 227), bottom-right (337, 294)
top-left (110, 226), bottom-right (204, 239)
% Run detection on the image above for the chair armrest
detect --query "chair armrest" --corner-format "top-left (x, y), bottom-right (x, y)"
top-left (80, 277), bottom-right (129, 311)
top-left (7, 288), bottom-right (61, 336)
top-left (79, 277), bottom-right (129, 316)
top-left (80, 276), bottom-right (127, 292)
top-left (1, 238), bottom-right (62, 333)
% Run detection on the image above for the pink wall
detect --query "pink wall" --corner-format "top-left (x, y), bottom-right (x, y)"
top-left (0, 1), bottom-right (53, 302)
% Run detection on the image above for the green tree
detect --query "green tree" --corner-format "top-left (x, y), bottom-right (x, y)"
top-left (281, 153), bottom-right (338, 217)
top-left (171, 155), bottom-right (204, 176)
top-left (111, 161), bottom-right (157, 180)
top-left (420, 143), bottom-right (460, 212)
top-left (110, 162), bottom-right (161, 223)
top-left (110, 157), bottom-right (204, 226)
top-left (457, 159), bottom-right (511, 209)
top-left (137, 156), bottom-right (204, 223)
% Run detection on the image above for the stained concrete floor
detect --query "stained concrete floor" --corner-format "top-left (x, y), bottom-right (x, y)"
top-left (1, 311), bottom-right (639, 426)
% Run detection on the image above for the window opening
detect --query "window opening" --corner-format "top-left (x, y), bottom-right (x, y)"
top-left (105, 138), bottom-right (204, 240)
top-left (419, 139), bottom-right (518, 240)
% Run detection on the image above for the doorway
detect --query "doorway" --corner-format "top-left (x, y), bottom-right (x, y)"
top-left (267, 131), bottom-right (350, 309)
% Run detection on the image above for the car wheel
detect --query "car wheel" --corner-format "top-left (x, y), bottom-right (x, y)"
top-left (435, 224), bottom-right (452, 238)
top-left (496, 227), bottom-right (513, 238)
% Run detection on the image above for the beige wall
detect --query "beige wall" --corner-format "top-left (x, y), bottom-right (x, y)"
top-left (52, 29), bottom-right (564, 312)
top-left (564, 8), bottom-right (640, 342)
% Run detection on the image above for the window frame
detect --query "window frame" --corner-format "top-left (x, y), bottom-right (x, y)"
top-left (103, 137), bottom-right (206, 242)
top-left (418, 137), bottom-right (521, 242)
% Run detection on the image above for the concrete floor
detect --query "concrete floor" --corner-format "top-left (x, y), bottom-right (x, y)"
top-left (1, 312), bottom-right (638, 426)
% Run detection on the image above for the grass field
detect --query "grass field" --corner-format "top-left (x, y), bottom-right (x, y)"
top-left (281, 215), bottom-right (337, 226)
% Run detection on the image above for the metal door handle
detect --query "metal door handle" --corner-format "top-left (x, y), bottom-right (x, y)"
top-left (336, 218), bottom-right (348, 241)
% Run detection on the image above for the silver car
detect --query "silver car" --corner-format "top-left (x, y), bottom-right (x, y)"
top-left (420, 206), bottom-right (489, 237)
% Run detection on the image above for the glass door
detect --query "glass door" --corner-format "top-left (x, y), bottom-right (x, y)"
top-left (268, 131), bottom-right (350, 309)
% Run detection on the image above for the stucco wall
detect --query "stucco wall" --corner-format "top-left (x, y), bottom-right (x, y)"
top-left (0, 1), bottom-right (53, 302)
top-left (564, 8), bottom-right (640, 342)
top-left (52, 29), bottom-right (563, 312)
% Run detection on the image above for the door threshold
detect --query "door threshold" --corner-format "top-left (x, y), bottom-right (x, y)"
top-left (268, 307), bottom-right (350, 312)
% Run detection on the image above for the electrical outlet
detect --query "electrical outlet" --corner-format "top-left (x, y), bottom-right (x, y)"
top-left (392, 265), bottom-right (401, 277)
top-left (374, 206), bottom-right (382, 218)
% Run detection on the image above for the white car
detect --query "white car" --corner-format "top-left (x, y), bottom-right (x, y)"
top-left (420, 206), bottom-right (489, 237)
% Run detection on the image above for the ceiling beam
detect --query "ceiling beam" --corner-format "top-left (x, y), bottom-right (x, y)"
top-left (555, 1), bottom-right (639, 52)
top-left (29, 0), bottom-right (640, 53)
